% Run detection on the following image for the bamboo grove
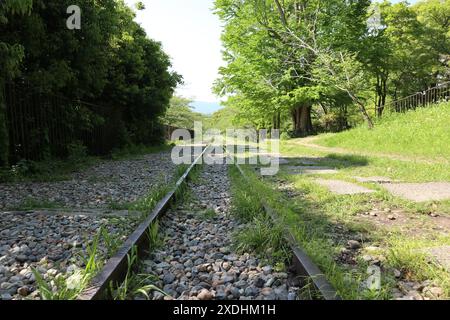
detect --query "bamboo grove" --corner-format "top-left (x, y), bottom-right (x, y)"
top-left (0, 0), bottom-right (181, 166)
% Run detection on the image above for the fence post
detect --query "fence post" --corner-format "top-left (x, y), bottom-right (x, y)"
top-left (0, 79), bottom-right (8, 167)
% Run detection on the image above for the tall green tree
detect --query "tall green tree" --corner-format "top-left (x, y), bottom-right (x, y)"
top-left (214, 0), bottom-right (374, 134)
top-left (161, 96), bottom-right (203, 130)
top-left (363, 1), bottom-right (448, 117)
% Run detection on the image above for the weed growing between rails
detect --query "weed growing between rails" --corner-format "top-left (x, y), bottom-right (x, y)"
top-left (107, 164), bottom-right (204, 300)
top-left (32, 228), bottom-right (108, 300)
top-left (228, 167), bottom-right (292, 275)
top-left (31, 163), bottom-right (199, 300)
top-left (109, 246), bottom-right (164, 300)
top-left (109, 222), bottom-right (169, 300)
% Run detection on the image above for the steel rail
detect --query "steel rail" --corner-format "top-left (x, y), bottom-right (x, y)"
top-left (228, 152), bottom-right (341, 300)
top-left (77, 145), bottom-right (210, 300)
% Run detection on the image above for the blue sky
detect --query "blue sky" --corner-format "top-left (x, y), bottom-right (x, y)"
top-left (125, 0), bottom-right (420, 114)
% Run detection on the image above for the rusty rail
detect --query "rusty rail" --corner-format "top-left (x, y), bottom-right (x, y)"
top-left (231, 159), bottom-right (341, 300)
top-left (78, 145), bottom-right (209, 300)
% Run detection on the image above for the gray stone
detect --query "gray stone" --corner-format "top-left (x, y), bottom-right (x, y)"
top-left (1, 293), bottom-right (12, 300)
top-left (15, 255), bottom-right (28, 263)
top-left (347, 240), bottom-right (362, 250)
top-left (383, 182), bottom-right (450, 202)
top-left (286, 166), bottom-right (339, 175)
top-left (265, 278), bottom-right (275, 287)
top-left (163, 273), bottom-right (176, 285)
top-left (197, 289), bottom-right (214, 300)
top-left (262, 266), bottom-right (272, 275)
top-left (254, 277), bottom-right (265, 288)
top-left (354, 176), bottom-right (393, 184)
top-left (244, 286), bottom-right (258, 296)
top-left (422, 246), bottom-right (450, 272)
top-left (17, 286), bottom-right (30, 297)
top-left (422, 287), bottom-right (444, 299)
top-left (183, 260), bottom-right (194, 268)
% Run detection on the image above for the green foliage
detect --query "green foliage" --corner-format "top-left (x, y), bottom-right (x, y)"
top-left (160, 96), bottom-right (204, 129)
top-left (33, 228), bottom-right (104, 300)
top-left (229, 166), bottom-right (290, 266)
top-left (199, 208), bottom-right (217, 220)
top-left (134, 2), bottom-right (146, 11)
top-left (214, 0), bottom-right (449, 132)
top-left (147, 221), bottom-right (164, 250)
top-left (214, 0), bottom-right (374, 132)
top-left (206, 105), bottom-right (241, 131)
top-left (0, 0), bottom-right (181, 167)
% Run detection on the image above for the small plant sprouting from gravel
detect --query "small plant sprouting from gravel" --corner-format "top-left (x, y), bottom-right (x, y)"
top-left (199, 208), bottom-right (217, 220)
top-left (110, 246), bottom-right (165, 300)
top-left (32, 229), bottom-right (104, 300)
top-left (147, 221), bottom-right (165, 251)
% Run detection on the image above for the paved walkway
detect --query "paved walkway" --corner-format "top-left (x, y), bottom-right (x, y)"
top-left (383, 183), bottom-right (450, 202)
top-left (294, 137), bottom-right (448, 164)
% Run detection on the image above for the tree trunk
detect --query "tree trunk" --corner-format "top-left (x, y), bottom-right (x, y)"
top-left (292, 105), bottom-right (313, 136)
top-left (277, 111), bottom-right (281, 131)
top-left (375, 75), bottom-right (388, 118)
top-left (0, 80), bottom-right (9, 167)
top-left (272, 111), bottom-right (281, 130)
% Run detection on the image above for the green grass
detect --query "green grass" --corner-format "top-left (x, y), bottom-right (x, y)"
top-left (233, 163), bottom-right (450, 299)
top-left (33, 227), bottom-right (105, 300)
top-left (11, 198), bottom-right (65, 211)
top-left (251, 164), bottom-right (450, 299)
top-left (229, 166), bottom-right (295, 271)
top-left (230, 165), bottom-right (377, 299)
top-left (316, 102), bottom-right (450, 160)
top-left (109, 183), bottom-right (172, 214)
top-left (199, 208), bottom-right (217, 220)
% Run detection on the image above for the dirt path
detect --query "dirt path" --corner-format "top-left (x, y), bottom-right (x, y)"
top-left (294, 137), bottom-right (448, 165)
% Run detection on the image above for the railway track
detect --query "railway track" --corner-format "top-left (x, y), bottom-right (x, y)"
top-left (78, 145), bottom-right (339, 301)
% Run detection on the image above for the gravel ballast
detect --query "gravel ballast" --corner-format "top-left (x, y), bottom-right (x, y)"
top-left (133, 162), bottom-right (299, 301)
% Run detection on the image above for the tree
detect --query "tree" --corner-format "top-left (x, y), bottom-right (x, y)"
top-left (414, 0), bottom-right (450, 82)
top-left (161, 96), bottom-right (204, 130)
top-left (363, 1), bottom-right (447, 117)
top-left (214, 0), bottom-right (374, 133)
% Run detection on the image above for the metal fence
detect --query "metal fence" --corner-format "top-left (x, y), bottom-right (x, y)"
top-left (385, 81), bottom-right (450, 113)
top-left (3, 81), bottom-right (113, 164)
top-left (2, 81), bottom-right (184, 165)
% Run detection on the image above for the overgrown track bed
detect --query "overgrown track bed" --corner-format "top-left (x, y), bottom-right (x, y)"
top-left (233, 163), bottom-right (340, 300)
top-left (128, 161), bottom-right (300, 301)
top-left (0, 151), bottom-right (177, 300)
top-left (0, 213), bottom-right (140, 300)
